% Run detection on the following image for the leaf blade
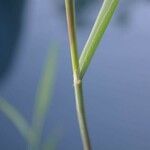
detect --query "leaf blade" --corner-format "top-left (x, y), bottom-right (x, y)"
top-left (31, 46), bottom-right (58, 148)
top-left (42, 135), bottom-right (58, 150)
top-left (0, 98), bottom-right (31, 141)
top-left (79, 0), bottom-right (119, 78)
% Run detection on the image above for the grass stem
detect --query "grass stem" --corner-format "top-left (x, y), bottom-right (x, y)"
top-left (74, 81), bottom-right (91, 150)
top-left (65, 0), bottom-right (91, 149)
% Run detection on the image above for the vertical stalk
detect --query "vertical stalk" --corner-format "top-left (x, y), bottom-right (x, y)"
top-left (65, 0), bottom-right (91, 149)
top-left (74, 81), bottom-right (91, 150)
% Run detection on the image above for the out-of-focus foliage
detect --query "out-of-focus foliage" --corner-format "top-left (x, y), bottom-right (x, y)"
top-left (0, 48), bottom-right (58, 150)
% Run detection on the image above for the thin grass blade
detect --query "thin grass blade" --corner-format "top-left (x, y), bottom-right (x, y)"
top-left (31, 46), bottom-right (58, 149)
top-left (0, 98), bottom-right (31, 141)
top-left (79, 0), bottom-right (119, 78)
top-left (42, 128), bottom-right (62, 150)
top-left (42, 135), bottom-right (58, 150)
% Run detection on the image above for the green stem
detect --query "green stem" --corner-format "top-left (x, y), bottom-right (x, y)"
top-left (65, 0), bottom-right (91, 149)
top-left (74, 81), bottom-right (91, 150)
top-left (65, 0), bottom-right (79, 74)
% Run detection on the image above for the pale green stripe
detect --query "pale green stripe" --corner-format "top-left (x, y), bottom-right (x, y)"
top-left (31, 47), bottom-right (58, 149)
top-left (0, 98), bottom-right (31, 142)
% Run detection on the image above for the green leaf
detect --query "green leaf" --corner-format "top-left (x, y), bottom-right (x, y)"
top-left (79, 0), bottom-right (119, 78)
top-left (0, 98), bottom-right (31, 142)
top-left (42, 135), bottom-right (58, 150)
top-left (42, 128), bottom-right (62, 150)
top-left (31, 46), bottom-right (58, 148)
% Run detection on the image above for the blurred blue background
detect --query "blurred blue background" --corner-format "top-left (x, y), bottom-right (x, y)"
top-left (0, 0), bottom-right (150, 149)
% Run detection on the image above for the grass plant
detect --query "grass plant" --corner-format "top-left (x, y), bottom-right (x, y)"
top-left (0, 0), bottom-right (119, 149)
top-left (65, 0), bottom-right (119, 149)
